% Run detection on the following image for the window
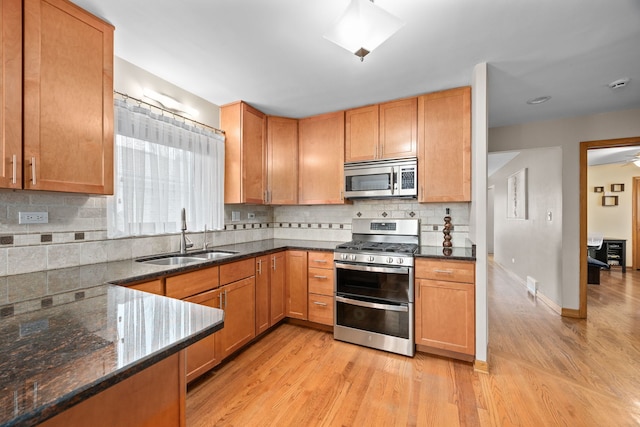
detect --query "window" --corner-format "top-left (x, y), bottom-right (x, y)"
top-left (107, 99), bottom-right (225, 238)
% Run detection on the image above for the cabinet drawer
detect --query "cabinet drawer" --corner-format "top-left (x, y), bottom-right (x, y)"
top-left (166, 266), bottom-right (219, 299)
top-left (127, 279), bottom-right (164, 295)
top-left (308, 267), bottom-right (334, 295)
top-left (183, 289), bottom-right (220, 307)
top-left (415, 259), bottom-right (474, 283)
top-left (220, 258), bottom-right (255, 285)
top-left (308, 294), bottom-right (334, 326)
top-left (307, 251), bottom-right (333, 269)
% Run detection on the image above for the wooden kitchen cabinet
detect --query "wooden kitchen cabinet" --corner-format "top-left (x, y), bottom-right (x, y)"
top-left (415, 258), bottom-right (475, 359)
top-left (165, 266), bottom-right (219, 300)
top-left (22, 0), bottom-right (114, 194)
top-left (0, 0), bottom-right (22, 189)
top-left (417, 86), bottom-right (471, 202)
top-left (286, 250), bottom-right (308, 320)
top-left (267, 116), bottom-right (298, 205)
top-left (298, 111), bottom-right (346, 204)
top-left (127, 279), bottom-right (164, 296)
top-left (307, 251), bottom-right (334, 326)
top-left (220, 101), bottom-right (266, 204)
top-left (256, 251), bottom-right (287, 334)
top-left (270, 251), bottom-right (286, 325)
top-left (184, 289), bottom-right (221, 382)
top-left (345, 105), bottom-right (378, 162)
top-left (344, 98), bottom-right (417, 163)
top-left (217, 259), bottom-right (256, 360)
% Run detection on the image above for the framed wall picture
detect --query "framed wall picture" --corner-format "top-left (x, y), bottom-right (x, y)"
top-left (594, 186), bottom-right (604, 193)
top-left (602, 195), bottom-right (618, 206)
top-left (507, 168), bottom-right (527, 219)
top-left (610, 183), bottom-right (624, 192)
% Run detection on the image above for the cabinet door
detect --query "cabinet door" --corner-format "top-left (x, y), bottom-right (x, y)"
top-left (23, 0), bottom-right (114, 194)
top-left (217, 276), bottom-right (256, 360)
top-left (418, 86), bottom-right (471, 202)
top-left (0, 0), bottom-right (22, 189)
top-left (184, 289), bottom-right (221, 382)
top-left (308, 293), bottom-right (334, 326)
top-left (415, 278), bottom-right (475, 355)
top-left (242, 103), bottom-right (266, 204)
top-left (379, 98), bottom-right (417, 159)
top-left (345, 105), bottom-right (378, 162)
top-left (267, 116), bottom-right (298, 205)
top-left (270, 251), bottom-right (286, 325)
top-left (255, 255), bottom-right (270, 335)
top-left (221, 101), bottom-right (266, 204)
top-left (298, 111), bottom-right (345, 204)
top-left (286, 250), bottom-right (308, 320)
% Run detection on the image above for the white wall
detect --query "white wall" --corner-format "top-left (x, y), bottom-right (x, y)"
top-left (587, 163), bottom-right (637, 267)
top-left (489, 147), bottom-right (563, 304)
top-left (489, 108), bottom-right (640, 309)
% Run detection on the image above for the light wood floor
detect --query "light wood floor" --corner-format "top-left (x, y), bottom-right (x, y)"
top-left (187, 260), bottom-right (640, 426)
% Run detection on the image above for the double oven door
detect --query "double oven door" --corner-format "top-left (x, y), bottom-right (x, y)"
top-left (334, 260), bottom-right (415, 356)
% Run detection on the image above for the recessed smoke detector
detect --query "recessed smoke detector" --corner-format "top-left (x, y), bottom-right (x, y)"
top-left (526, 96), bottom-right (551, 105)
top-left (608, 78), bottom-right (630, 89)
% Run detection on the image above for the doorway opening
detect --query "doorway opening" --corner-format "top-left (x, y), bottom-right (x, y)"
top-left (580, 136), bottom-right (640, 317)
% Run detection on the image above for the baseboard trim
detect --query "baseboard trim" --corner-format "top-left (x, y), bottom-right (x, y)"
top-left (474, 359), bottom-right (489, 374)
top-left (561, 308), bottom-right (584, 318)
top-left (536, 291), bottom-right (562, 315)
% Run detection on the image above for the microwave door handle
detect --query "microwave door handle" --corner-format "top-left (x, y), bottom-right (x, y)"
top-left (390, 167), bottom-right (395, 195)
top-left (335, 296), bottom-right (409, 313)
top-left (335, 262), bottom-right (410, 275)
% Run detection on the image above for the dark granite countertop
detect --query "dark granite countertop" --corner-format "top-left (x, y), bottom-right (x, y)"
top-left (0, 283), bottom-right (223, 427)
top-left (0, 237), bottom-right (474, 426)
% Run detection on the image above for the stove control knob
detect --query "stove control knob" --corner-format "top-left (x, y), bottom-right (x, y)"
top-left (387, 257), bottom-right (394, 264)
top-left (368, 256), bottom-right (375, 262)
top-left (341, 253), bottom-right (348, 260)
top-left (350, 254), bottom-right (357, 261)
top-left (398, 258), bottom-right (404, 264)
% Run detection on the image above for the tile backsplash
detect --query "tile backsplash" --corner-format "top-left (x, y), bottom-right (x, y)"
top-left (0, 189), bottom-right (470, 276)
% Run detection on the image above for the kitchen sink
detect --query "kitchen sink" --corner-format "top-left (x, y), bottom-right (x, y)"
top-left (138, 256), bottom-right (208, 266)
top-left (136, 250), bottom-right (238, 266)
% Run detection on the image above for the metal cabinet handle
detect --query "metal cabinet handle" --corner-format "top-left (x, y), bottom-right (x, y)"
top-left (31, 157), bottom-right (36, 185)
top-left (218, 292), bottom-right (223, 309)
top-left (224, 290), bottom-right (227, 309)
top-left (313, 301), bottom-right (327, 306)
top-left (257, 259), bottom-right (262, 274)
top-left (11, 155), bottom-right (17, 184)
top-left (313, 259), bottom-right (327, 264)
top-left (434, 269), bottom-right (453, 274)
top-left (313, 275), bottom-right (327, 279)
top-left (272, 256), bottom-right (276, 270)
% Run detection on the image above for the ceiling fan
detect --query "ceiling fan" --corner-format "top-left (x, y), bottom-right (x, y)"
top-left (621, 152), bottom-right (640, 167)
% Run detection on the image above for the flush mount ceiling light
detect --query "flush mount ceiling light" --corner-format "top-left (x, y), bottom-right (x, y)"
top-left (323, 0), bottom-right (405, 62)
top-left (143, 88), bottom-right (199, 118)
top-left (526, 96), bottom-right (551, 105)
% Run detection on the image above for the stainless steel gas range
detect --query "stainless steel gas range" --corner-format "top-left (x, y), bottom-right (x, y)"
top-left (333, 218), bottom-right (419, 357)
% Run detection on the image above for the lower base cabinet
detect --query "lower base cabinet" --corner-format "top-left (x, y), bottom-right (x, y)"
top-left (40, 352), bottom-right (185, 427)
top-left (415, 259), bottom-right (475, 359)
top-left (184, 289), bottom-right (221, 382)
top-left (286, 250), bottom-right (308, 320)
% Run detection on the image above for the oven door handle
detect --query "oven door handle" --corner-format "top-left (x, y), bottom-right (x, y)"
top-left (335, 295), bottom-right (409, 313)
top-left (334, 262), bottom-right (410, 275)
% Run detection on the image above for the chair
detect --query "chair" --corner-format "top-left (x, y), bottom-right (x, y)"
top-left (587, 232), bottom-right (607, 284)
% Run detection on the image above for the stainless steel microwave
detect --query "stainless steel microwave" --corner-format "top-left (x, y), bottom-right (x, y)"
top-left (344, 158), bottom-right (418, 199)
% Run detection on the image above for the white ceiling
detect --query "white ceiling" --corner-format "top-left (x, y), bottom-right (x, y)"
top-left (70, 0), bottom-right (640, 128)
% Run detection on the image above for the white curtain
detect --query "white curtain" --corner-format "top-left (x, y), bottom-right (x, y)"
top-left (107, 98), bottom-right (225, 238)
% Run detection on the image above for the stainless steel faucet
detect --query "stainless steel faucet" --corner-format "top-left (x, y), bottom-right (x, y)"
top-left (179, 208), bottom-right (193, 254)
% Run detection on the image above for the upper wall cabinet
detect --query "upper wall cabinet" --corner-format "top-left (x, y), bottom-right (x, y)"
top-left (298, 111), bottom-right (346, 205)
top-left (220, 101), bottom-right (266, 204)
top-left (345, 97), bottom-right (417, 163)
top-left (418, 87), bottom-right (471, 203)
top-left (0, 0), bottom-right (22, 189)
top-left (22, 0), bottom-right (114, 194)
top-left (1, 0), bottom-right (114, 194)
top-left (267, 116), bottom-right (298, 205)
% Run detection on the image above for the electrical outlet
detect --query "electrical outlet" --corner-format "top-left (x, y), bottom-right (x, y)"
top-left (19, 212), bottom-right (49, 224)
top-left (248, 213), bottom-right (255, 219)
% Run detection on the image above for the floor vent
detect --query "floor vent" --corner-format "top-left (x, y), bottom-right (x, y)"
top-left (526, 276), bottom-right (538, 297)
